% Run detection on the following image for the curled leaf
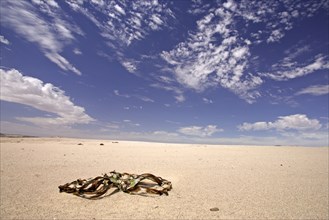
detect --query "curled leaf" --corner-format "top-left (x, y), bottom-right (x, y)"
top-left (58, 171), bottom-right (172, 199)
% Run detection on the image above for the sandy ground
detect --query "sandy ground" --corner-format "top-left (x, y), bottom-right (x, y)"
top-left (0, 137), bottom-right (328, 220)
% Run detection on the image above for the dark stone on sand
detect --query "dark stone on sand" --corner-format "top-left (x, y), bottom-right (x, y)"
top-left (210, 207), bottom-right (219, 211)
top-left (100, 143), bottom-right (104, 145)
top-left (78, 143), bottom-right (83, 145)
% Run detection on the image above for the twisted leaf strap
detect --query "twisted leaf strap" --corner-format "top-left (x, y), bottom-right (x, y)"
top-left (58, 171), bottom-right (172, 199)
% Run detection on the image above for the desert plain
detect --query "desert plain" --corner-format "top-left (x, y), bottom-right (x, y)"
top-left (0, 137), bottom-right (328, 219)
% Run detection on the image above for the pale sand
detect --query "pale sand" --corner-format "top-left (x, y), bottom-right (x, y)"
top-left (0, 137), bottom-right (328, 220)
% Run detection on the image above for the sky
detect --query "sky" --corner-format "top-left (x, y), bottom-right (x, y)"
top-left (0, 0), bottom-right (328, 146)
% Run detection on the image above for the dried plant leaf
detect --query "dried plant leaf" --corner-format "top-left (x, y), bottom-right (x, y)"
top-left (58, 171), bottom-right (172, 199)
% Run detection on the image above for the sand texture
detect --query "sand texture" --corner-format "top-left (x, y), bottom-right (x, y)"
top-left (0, 137), bottom-right (328, 219)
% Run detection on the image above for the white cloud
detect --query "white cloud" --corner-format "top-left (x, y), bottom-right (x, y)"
top-left (157, 75), bottom-right (175, 84)
top-left (149, 14), bottom-right (164, 30)
top-left (73, 48), bottom-right (82, 55)
top-left (223, 0), bottom-right (237, 10)
top-left (161, 0), bottom-right (327, 104)
top-left (114, 4), bottom-right (126, 15)
top-left (32, 0), bottom-right (59, 8)
top-left (114, 90), bottom-right (154, 103)
top-left (54, 21), bottom-right (74, 40)
top-left (202, 97), bottom-right (213, 104)
top-left (238, 114), bottom-right (322, 131)
top-left (1, 1), bottom-right (81, 75)
top-left (2, 1), bottom-right (59, 51)
top-left (161, 6), bottom-right (262, 103)
top-left (0, 69), bottom-right (94, 126)
top-left (178, 125), bottom-right (223, 137)
top-left (174, 94), bottom-right (186, 103)
top-left (232, 46), bottom-right (248, 59)
top-left (238, 122), bottom-right (270, 131)
top-left (284, 44), bottom-right (311, 60)
top-left (296, 85), bottom-right (329, 96)
top-left (65, 0), bottom-right (173, 47)
top-left (122, 119), bottom-right (140, 127)
top-left (0, 35), bottom-right (10, 45)
top-left (120, 59), bottom-right (138, 73)
top-left (150, 131), bottom-right (179, 139)
top-left (150, 83), bottom-right (186, 103)
top-left (265, 54), bottom-right (329, 81)
top-left (165, 120), bottom-right (180, 124)
top-left (151, 14), bottom-right (163, 25)
top-left (45, 53), bottom-right (81, 75)
top-left (1, 119), bottom-right (327, 146)
top-left (188, 0), bottom-right (211, 15)
top-left (267, 29), bottom-right (284, 43)
top-left (91, 0), bottom-right (105, 6)
top-left (113, 90), bottom-right (130, 98)
top-left (274, 114), bottom-right (322, 130)
top-left (236, 0), bottom-right (325, 44)
top-left (135, 95), bottom-right (155, 103)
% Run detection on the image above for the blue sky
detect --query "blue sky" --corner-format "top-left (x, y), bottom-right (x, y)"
top-left (0, 0), bottom-right (328, 146)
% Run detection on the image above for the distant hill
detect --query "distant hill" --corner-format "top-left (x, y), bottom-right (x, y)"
top-left (0, 133), bottom-right (37, 138)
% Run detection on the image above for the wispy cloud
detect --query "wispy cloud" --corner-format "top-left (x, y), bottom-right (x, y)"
top-left (174, 94), bottom-right (186, 103)
top-left (1, 1), bottom-right (82, 75)
top-left (296, 85), bottom-right (329, 96)
top-left (202, 97), bottom-right (213, 104)
top-left (114, 90), bottom-right (154, 103)
top-left (178, 125), bottom-right (223, 137)
top-left (45, 53), bottom-right (81, 75)
top-left (233, 0), bottom-right (327, 44)
top-left (114, 90), bottom-right (131, 98)
top-left (114, 4), bottom-right (126, 15)
top-left (161, 5), bottom-right (262, 103)
top-left (161, 0), bottom-right (327, 104)
top-left (151, 72), bottom-right (187, 103)
top-left (265, 54), bottom-right (329, 81)
top-left (123, 119), bottom-right (140, 127)
top-left (65, 0), bottom-right (173, 47)
top-left (73, 48), bottom-right (82, 55)
top-left (120, 59), bottom-right (138, 74)
top-left (188, 0), bottom-right (212, 15)
top-left (0, 35), bottom-right (10, 45)
top-left (64, 0), bottom-right (174, 74)
top-left (31, 0), bottom-right (59, 9)
top-left (238, 114), bottom-right (322, 131)
top-left (150, 83), bottom-right (185, 103)
top-left (284, 44), bottom-right (311, 61)
top-left (0, 69), bottom-right (94, 126)
top-left (134, 95), bottom-right (154, 103)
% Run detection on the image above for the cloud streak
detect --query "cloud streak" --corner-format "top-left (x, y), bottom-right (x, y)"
top-left (1, 1), bottom-right (81, 75)
top-left (265, 55), bottom-right (329, 81)
top-left (64, 0), bottom-right (174, 74)
top-left (114, 90), bottom-right (154, 103)
top-left (296, 85), bottom-right (329, 96)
